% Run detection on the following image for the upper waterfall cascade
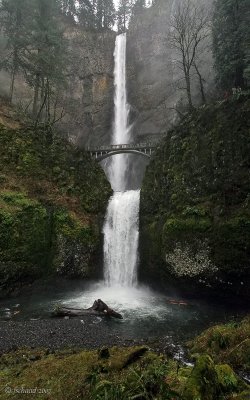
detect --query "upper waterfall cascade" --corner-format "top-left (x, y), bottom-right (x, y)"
top-left (106, 33), bottom-right (131, 192)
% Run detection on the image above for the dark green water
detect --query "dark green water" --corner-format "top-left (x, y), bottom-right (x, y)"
top-left (0, 278), bottom-right (247, 342)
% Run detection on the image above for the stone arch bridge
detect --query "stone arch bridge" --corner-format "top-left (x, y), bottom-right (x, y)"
top-left (86, 141), bottom-right (162, 162)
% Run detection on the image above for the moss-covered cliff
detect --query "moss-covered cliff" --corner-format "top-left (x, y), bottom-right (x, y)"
top-left (140, 94), bottom-right (250, 300)
top-left (0, 108), bottom-right (112, 297)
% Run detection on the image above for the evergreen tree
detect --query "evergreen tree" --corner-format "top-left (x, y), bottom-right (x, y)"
top-left (102, 0), bottom-right (115, 29)
top-left (78, 0), bottom-right (95, 29)
top-left (60, 0), bottom-right (76, 22)
top-left (130, 0), bottom-right (145, 25)
top-left (117, 0), bottom-right (132, 32)
top-left (25, 0), bottom-right (66, 121)
top-left (132, 0), bottom-right (145, 16)
top-left (94, 0), bottom-right (115, 30)
top-left (212, 0), bottom-right (250, 90)
top-left (0, 0), bottom-right (32, 102)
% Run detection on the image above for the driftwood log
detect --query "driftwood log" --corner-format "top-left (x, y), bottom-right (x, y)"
top-left (52, 299), bottom-right (123, 319)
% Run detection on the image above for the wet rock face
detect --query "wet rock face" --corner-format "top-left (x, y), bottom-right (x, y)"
top-left (62, 29), bottom-right (116, 147)
top-left (0, 27), bottom-right (116, 148)
top-left (55, 235), bottom-right (97, 278)
top-left (127, 0), bottom-right (214, 142)
top-left (127, 1), bottom-right (176, 141)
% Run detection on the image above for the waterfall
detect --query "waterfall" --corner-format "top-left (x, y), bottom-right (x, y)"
top-left (103, 33), bottom-right (140, 288)
top-left (103, 191), bottom-right (140, 287)
top-left (107, 33), bottom-right (131, 192)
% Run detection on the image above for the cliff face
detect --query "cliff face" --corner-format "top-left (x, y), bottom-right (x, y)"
top-left (0, 27), bottom-right (116, 147)
top-left (127, 1), bottom-right (176, 141)
top-left (0, 0), bottom-right (214, 148)
top-left (127, 0), bottom-right (214, 141)
top-left (140, 94), bottom-right (250, 300)
top-left (0, 103), bottom-right (112, 297)
top-left (61, 28), bottom-right (116, 146)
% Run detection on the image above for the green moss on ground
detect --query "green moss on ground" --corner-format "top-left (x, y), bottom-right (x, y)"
top-left (0, 343), bottom-right (248, 400)
top-left (188, 316), bottom-right (250, 373)
top-left (140, 93), bottom-right (250, 299)
top-left (0, 121), bottom-right (112, 296)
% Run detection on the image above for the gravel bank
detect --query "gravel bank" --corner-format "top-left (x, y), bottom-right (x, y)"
top-left (0, 317), bottom-right (143, 352)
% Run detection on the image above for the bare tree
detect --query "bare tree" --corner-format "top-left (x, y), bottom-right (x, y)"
top-left (170, 0), bottom-right (210, 109)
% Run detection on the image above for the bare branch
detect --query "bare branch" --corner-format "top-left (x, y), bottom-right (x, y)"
top-left (169, 0), bottom-right (211, 108)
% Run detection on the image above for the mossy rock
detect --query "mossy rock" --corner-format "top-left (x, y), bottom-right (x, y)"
top-left (226, 390), bottom-right (250, 400)
top-left (108, 346), bottom-right (148, 370)
top-left (188, 317), bottom-right (250, 372)
top-left (215, 364), bottom-right (244, 394)
top-left (183, 355), bottom-right (222, 400)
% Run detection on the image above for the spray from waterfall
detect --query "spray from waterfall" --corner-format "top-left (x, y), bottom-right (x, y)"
top-left (103, 33), bottom-right (140, 288)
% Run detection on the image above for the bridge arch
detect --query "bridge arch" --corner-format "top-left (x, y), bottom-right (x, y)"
top-left (96, 149), bottom-right (151, 162)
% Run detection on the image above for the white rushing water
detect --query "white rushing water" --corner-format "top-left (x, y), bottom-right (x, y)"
top-left (103, 33), bottom-right (140, 289)
top-left (107, 33), bottom-right (131, 192)
top-left (65, 34), bottom-right (164, 316)
top-left (103, 190), bottom-right (140, 287)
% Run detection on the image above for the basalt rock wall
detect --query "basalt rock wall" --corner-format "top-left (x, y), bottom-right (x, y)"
top-left (0, 26), bottom-right (116, 147)
top-left (127, 0), bottom-right (214, 142)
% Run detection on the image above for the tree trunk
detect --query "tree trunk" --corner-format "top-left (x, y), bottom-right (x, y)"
top-left (194, 62), bottom-right (206, 104)
top-left (9, 49), bottom-right (18, 103)
top-left (33, 74), bottom-right (40, 118)
top-left (185, 69), bottom-right (193, 110)
top-left (9, 66), bottom-right (16, 104)
top-left (52, 299), bottom-right (123, 319)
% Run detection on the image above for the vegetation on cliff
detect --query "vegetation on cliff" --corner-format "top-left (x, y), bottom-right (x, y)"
top-left (140, 93), bottom-right (250, 299)
top-left (0, 103), bottom-right (112, 296)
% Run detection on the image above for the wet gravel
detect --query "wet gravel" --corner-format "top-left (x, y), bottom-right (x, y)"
top-left (0, 317), bottom-right (188, 362)
top-left (0, 317), bottom-right (147, 352)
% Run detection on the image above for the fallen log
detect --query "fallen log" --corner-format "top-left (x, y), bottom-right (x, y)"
top-left (52, 299), bottom-right (123, 319)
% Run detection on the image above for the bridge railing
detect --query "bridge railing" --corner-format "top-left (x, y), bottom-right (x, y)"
top-left (87, 141), bottom-right (163, 152)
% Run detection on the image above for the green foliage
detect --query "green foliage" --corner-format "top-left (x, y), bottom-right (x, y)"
top-left (183, 355), bottom-right (222, 400)
top-left (60, 0), bottom-right (77, 22)
top-left (94, 0), bottom-right (115, 30)
top-left (140, 96), bottom-right (250, 296)
top-left (0, 343), bottom-right (247, 400)
top-left (60, 0), bottom-right (115, 30)
top-left (0, 191), bottom-right (49, 290)
top-left (0, 0), bottom-right (67, 117)
top-left (0, 123), bottom-right (111, 294)
top-left (0, 347), bottom-right (180, 400)
top-left (215, 364), bottom-right (239, 393)
top-left (78, 0), bottom-right (96, 29)
top-left (54, 209), bottom-right (95, 243)
top-left (188, 317), bottom-right (250, 372)
top-left (117, 0), bottom-right (133, 32)
top-left (0, 124), bottom-right (112, 213)
top-left (212, 0), bottom-right (250, 89)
